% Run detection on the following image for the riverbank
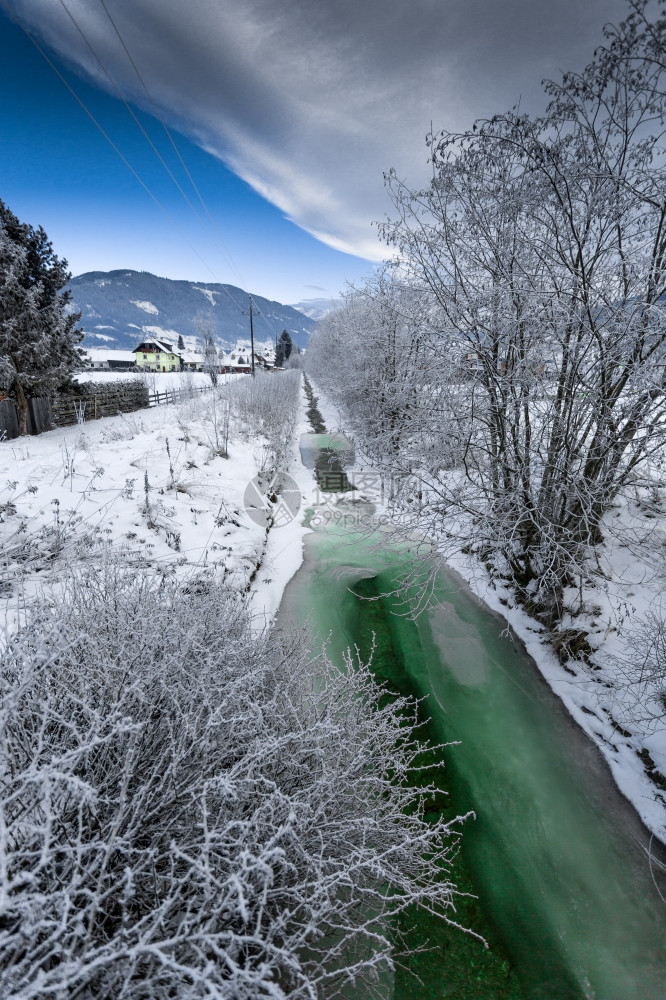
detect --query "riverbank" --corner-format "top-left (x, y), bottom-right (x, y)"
top-left (279, 418), bottom-right (666, 999)
top-left (306, 379), bottom-right (666, 849)
top-left (0, 372), bottom-right (308, 633)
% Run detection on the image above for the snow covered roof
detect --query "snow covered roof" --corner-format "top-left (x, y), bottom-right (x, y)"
top-left (221, 353), bottom-right (252, 368)
top-left (83, 348), bottom-right (137, 363)
top-left (133, 339), bottom-right (179, 355)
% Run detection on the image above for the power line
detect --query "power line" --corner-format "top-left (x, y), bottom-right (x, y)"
top-left (55, 0), bottom-right (251, 320)
top-left (3, 0), bottom-right (298, 350)
top-left (1, 1), bottom-right (233, 289)
top-left (93, 0), bottom-right (295, 345)
top-left (97, 0), bottom-right (250, 294)
top-left (57, 0), bottom-right (227, 269)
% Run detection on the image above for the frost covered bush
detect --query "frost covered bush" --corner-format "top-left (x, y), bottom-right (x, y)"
top-left (197, 385), bottom-right (230, 457)
top-left (227, 370), bottom-right (300, 473)
top-left (0, 565), bottom-right (463, 999)
top-left (608, 610), bottom-right (666, 732)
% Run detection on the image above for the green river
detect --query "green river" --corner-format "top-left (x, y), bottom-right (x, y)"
top-left (277, 432), bottom-right (666, 999)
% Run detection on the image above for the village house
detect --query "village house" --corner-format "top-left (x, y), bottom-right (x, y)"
top-left (82, 348), bottom-right (137, 371)
top-left (221, 352), bottom-right (252, 374)
top-left (219, 341), bottom-right (276, 374)
top-left (133, 340), bottom-right (182, 372)
top-left (180, 352), bottom-right (204, 371)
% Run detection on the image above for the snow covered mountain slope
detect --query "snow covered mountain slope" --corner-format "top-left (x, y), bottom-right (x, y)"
top-left (67, 270), bottom-right (316, 351)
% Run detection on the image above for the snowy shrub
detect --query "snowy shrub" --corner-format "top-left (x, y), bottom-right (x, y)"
top-left (0, 564), bottom-right (465, 999)
top-left (227, 371), bottom-right (300, 474)
top-left (0, 479), bottom-right (110, 599)
top-left (198, 386), bottom-right (230, 458)
top-left (608, 610), bottom-right (666, 732)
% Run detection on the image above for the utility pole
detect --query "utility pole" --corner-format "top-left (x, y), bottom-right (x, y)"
top-left (249, 295), bottom-right (256, 377)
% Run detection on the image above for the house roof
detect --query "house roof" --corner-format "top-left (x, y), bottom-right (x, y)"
top-left (84, 348), bottom-right (137, 363)
top-left (133, 339), bottom-right (179, 355)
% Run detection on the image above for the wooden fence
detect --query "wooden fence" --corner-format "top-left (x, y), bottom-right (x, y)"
top-left (0, 381), bottom-right (149, 441)
top-left (53, 382), bottom-right (149, 427)
top-left (0, 399), bottom-right (20, 441)
top-left (28, 397), bottom-right (55, 434)
top-left (148, 384), bottom-right (213, 407)
top-left (0, 397), bottom-right (54, 440)
top-left (0, 380), bottom-right (215, 441)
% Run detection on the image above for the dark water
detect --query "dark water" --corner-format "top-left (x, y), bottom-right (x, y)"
top-left (278, 442), bottom-right (666, 998)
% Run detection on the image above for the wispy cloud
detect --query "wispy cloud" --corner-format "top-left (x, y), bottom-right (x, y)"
top-left (7, 0), bottom-right (627, 260)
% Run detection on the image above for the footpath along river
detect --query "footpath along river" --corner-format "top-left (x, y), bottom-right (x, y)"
top-left (277, 431), bottom-right (666, 999)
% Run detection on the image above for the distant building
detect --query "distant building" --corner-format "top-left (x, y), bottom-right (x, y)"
top-left (219, 349), bottom-right (275, 374)
top-left (180, 352), bottom-right (204, 371)
top-left (133, 340), bottom-right (181, 372)
top-left (221, 353), bottom-right (252, 374)
top-left (82, 348), bottom-right (137, 371)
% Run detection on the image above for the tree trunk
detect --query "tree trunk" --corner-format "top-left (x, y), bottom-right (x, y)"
top-left (13, 378), bottom-right (28, 436)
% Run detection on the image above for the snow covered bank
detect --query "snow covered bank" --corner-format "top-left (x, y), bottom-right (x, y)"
top-left (0, 373), bottom-right (309, 634)
top-left (308, 380), bottom-right (666, 846)
top-left (445, 544), bottom-right (666, 846)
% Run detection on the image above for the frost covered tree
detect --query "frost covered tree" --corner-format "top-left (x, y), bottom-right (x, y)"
top-left (607, 608), bottom-right (666, 732)
top-left (0, 564), bottom-right (466, 999)
top-left (307, 274), bottom-right (445, 470)
top-left (203, 334), bottom-right (219, 385)
top-left (324, 0), bottom-right (666, 623)
top-left (197, 315), bottom-right (219, 386)
top-left (0, 201), bottom-right (83, 435)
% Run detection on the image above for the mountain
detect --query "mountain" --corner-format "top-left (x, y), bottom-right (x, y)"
top-left (67, 270), bottom-right (316, 352)
top-left (288, 297), bottom-right (341, 320)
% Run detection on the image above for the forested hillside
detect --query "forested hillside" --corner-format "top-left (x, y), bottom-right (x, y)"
top-left (67, 269), bottom-right (315, 350)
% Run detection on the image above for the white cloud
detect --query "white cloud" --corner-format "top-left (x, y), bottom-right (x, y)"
top-left (8, 0), bottom-right (628, 260)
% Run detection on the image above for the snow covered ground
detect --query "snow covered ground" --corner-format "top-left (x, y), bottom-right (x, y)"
top-left (0, 375), bottom-right (312, 637)
top-left (311, 382), bottom-right (666, 846)
top-left (445, 530), bottom-right (666, 847)
top-left (73, 369), bottom-right (214, 392)
top-left (5, 373), bottom-right (665, 844)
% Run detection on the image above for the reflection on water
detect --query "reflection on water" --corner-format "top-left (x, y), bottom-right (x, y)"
top-left (428, 602), bottom-right (491, 687)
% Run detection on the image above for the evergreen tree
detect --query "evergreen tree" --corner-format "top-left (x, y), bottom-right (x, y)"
top-left (280, 329), bottom-right (293, 360)
top-left (275, 329), bottom-right (293, 367)
top-left (0, 201), bottom-right (83, 435)
top-left (177, 333), bottom-right (185, 351)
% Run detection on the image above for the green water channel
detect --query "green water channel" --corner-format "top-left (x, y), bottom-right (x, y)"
top-left (277, 435), bottom-right (666, 999)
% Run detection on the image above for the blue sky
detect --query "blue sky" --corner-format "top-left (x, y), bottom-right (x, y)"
top-left (0, 0), bottom-right (627, 304)
top-left (0, 9), bottom-right (375, 303)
